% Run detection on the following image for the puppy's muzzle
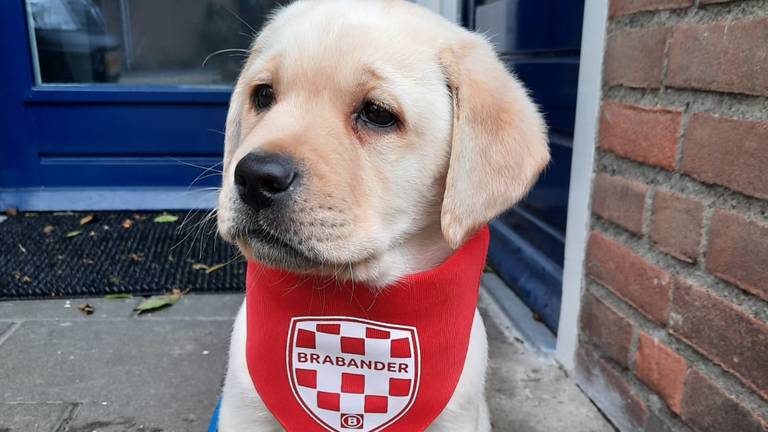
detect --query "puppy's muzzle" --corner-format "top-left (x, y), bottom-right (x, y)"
top-left (234, 153), bottom-right (299, 211)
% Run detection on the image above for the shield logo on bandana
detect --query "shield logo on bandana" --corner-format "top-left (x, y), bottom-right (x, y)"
top-left (287, 317), bottom-right (420, 432)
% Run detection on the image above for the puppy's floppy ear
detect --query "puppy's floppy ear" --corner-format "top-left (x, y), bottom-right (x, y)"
top-left (440, 33), bottom-right (550, 249)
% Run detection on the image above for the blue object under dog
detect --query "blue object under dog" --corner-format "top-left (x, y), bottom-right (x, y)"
top-left (208, 398), bottom-right (221, 432)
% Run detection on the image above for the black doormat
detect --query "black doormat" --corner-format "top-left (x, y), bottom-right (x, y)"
top-left (0, 211), bottom-right (245, 299)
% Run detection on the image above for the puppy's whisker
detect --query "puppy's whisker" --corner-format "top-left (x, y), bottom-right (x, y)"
top-left (168, 157), bottom-right (223, 173)
top-left (180, 186), bottom-right (222, 196)
top-left (202, 48), bottom-right (250, 67)
top-left (185, 163), bottom-right (224, 190)
top-left (171, 207), bottom-right (218, 259)
top-left (223, 6), bottom-right (258, 36)
top-left (195, 208), bottom-right (220, 259)
top-left (217, 252), bottom-right (246, 269)
top-left (175, 206), bottom-right (209, 234)
top-left (170, 208), bottom-right (207, 253)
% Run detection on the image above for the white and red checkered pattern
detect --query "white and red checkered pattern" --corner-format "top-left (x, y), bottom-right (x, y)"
top-left (287, 317), bottom-right (420, 432)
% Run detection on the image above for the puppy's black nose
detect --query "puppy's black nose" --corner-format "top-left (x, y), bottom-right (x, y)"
top-left (234, 153), bottom-right (298, 209)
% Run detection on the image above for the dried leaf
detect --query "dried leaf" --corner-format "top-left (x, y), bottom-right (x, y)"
top-left (77, 303), bottom-right (95, 315)
top-left (65, 230), bottom-right (83, 238)
top-left (5, 208), bottom-right (19, 217)
top-left (18, 243), bottom-right (27, 254)
top-left (132, 213), bottom-right (147, 221)
top-left (205, 263), bottom-right (226, 274)
top-left (21, 276), bottom-right (31, 284)
top-left (14, 272), bottom-right (33, 284)
top-left (109, 276), bottom-right (123, 285)
top-left (153, 213), bottom-right (178, 223)
top-left (134, 292), bottom-right (182, 314)
top-left (121, 218), bottom-right (134, 230)
top-left (79, 214), bottom-right (96, 225)
top-left (128, 253), bottom-right (144, 262)
top-left (42, 225), bottom-right (55, 236)
top-left (191, 262), bottom-right (225, 273)
top-left (104, 293), bottom-right (133, 300)
top-left (88, 230), bottom-right (97, 237)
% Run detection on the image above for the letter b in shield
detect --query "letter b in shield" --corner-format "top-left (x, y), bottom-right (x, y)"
top-left (341, 413), bottom-right (364, 429)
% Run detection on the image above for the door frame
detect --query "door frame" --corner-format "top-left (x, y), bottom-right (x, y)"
top-left (555, 0), bottom-right (608, 370)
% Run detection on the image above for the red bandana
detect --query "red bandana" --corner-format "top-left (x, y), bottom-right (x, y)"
top-left (245, 226), bottom-right (489, 432)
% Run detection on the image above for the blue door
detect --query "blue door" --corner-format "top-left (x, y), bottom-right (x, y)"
top-left (0, 0), bottom-right (278, 210)
top-left (475, 0), bottom-right (584, 332)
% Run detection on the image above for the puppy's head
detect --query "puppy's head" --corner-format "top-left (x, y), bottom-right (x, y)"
top-left (217, 0), bottom-right (549, 279)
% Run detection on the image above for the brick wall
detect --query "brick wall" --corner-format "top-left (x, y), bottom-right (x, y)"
top-left (575, 1), bottom-right (768, 431)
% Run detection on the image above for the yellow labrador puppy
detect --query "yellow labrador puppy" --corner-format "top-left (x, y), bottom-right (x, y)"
top-left (216, 0), bottom-right (549, 430)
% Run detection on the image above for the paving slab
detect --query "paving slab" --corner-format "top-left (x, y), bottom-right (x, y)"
top-left (65, 402), bottom-right (205, 432)
top-left (0, 322), bottom-right (15, 341)
top-left (479, 294), bottom-right (614, 432)
top-left (0, 318), bottom-right (231, 431)
top-left (135, 293), bottom-right (243, 319)
top-left (0, 297), bottom-right (140, 321)
top-left (0, 403), bottom-right (73, 432)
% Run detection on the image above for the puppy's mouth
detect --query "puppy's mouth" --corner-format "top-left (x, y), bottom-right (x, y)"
top-left (235, 223), bottom-right (321, 269)
top-left (231, 218), bottom-right (376, 273)
top-left (247, 227), bottom-right (304, 257)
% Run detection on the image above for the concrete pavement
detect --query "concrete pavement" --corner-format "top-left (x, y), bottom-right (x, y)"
top-left (0, 292), bottom-right (613, 432)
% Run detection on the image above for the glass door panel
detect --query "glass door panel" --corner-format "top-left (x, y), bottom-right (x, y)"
top-left (26, 0), bottom-right (278, 86)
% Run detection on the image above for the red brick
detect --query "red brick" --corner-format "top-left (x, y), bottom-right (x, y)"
top-left (681, 369), bottom-right (768, 432)
top-left (599, 102), bottom-right (681, 170)
top-left (586, 232), bottom-right (673, 325)
top-left (604, 27), bottom-right (670, 88)
top-left (706, 211), bottom-right (768, 302)
top-left (635, 333), bottom-right (688, 414)
top-left (682, 113), bottom-right (768, 200)
top-left (671, 280), bottom-right (768, 399)
top-left (592, 174), bottom-right (648, 235)
top-left (650, 191), bottom-right (704, 263)
top-left (610, 0), bottom-right (692, 17)
top-left (576, 345), bottom-right (648, 431)
top-left (668, 18), bottom-right (768, 96)
top-left (580, 293), bottom-right (635, 367)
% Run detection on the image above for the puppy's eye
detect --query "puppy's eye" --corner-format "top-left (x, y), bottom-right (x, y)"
top-left (359, 101), bottom-right (398, 128)
top-left (252, 85), bottom-right (275, 111)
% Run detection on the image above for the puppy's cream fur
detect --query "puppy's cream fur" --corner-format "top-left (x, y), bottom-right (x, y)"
top-left (217, 0), bottom-right (549, 430)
